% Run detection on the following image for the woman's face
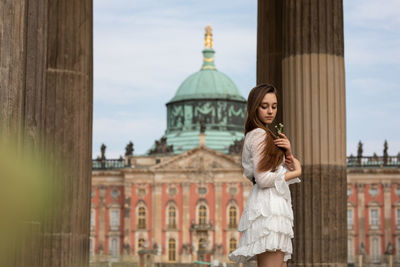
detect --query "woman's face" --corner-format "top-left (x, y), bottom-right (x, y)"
top-left (257, 93), bottom-right (277, 125)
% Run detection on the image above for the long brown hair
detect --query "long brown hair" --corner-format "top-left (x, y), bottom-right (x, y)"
top-left (244, 83), bottom-right (284, 172)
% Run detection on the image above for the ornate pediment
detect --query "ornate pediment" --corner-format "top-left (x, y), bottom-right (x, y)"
top-left (149, 146), bottom-right (240, 172)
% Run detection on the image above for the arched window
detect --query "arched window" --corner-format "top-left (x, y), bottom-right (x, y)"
top-left (229, 238), bottom-right (237, 254)
top-left (138, 206), bottom-right (146, 229)
top-left (168, 206), bottom-right (176, 228)
top-left (198, 205), bottom-right (207, 224)
top-left (138, 238), bottom-right (145, 249)
top-left (229, 206), bottom-right (237, 228)
top-left (168, 238), bottom-right (176, 261)
top-left (198, 238), bottom-right (207, 251)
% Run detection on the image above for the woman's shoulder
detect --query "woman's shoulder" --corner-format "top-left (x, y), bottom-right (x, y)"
top-left (246, 127), bottom-right (267, 139)
top-left (245, 128), bottom-right (267, 150)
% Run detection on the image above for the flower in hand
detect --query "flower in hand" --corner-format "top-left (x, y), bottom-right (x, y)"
top-left (273, 131), bottom-right (292, 156)
top-left (274, 123), bottom-right (284, 138)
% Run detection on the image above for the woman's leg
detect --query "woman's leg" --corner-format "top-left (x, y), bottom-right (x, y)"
top-left (256, 250), bottom-right (284, 267)
top-left (281, 260), bottom-right (287, 267)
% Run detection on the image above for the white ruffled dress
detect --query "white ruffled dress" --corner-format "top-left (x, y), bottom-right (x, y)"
top-left (228, 128), bottom-right (301, 263)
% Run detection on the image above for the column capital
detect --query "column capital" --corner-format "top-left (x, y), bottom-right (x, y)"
top-left (383, 183), bottom-right (392, 192)
top-left (356, 184), bottom-right (365, 193)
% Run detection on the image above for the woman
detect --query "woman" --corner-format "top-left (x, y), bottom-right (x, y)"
top-left (228, 83), bottom-right (302, 266)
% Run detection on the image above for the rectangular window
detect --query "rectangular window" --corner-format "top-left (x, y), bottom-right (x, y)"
top-left (371, 237), bottom-right (380, 263)
top-left (347, 209), bottom-right (353, 229)
top-left (89, 238), bottom-right (94, 260)
top-left (109, 238), bottom-right (119, 258)
top-left (90, 209), bottom-right (95, 231)
top-left (110, 209), bottom-right (120, 230)
top-left (397, 209), bottom-right (400, 226)
top-left (397, 237), bottom-right (400, 255)
top-left (370, 209), bottom-right (379, 228)
top-left (348, 237), bottom-right (354, 263)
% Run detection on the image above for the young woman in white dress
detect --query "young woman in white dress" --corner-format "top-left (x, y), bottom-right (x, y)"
top-left (228, 84), bottom-right (302, 267)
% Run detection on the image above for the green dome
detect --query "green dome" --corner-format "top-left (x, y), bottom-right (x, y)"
top-left (167, 48), bottom-right (245, 104)
top-left (148, 26), bottom-right (247, 155)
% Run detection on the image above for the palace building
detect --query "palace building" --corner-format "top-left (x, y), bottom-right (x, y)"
top-left (90, 26), bottom-right (250, 266)
top-left (89, 26), bottom-right (400, 267)
top-left (347, 152), bottom-right (400, 266)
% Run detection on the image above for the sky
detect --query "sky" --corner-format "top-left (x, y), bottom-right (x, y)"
top-left (93, 0), bottom-right (400, 158)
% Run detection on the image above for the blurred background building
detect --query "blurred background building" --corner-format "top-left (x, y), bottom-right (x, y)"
top-left (347, 143), bottom-right (400, 266)
top-left (89, 27), bottom-right (400, 267)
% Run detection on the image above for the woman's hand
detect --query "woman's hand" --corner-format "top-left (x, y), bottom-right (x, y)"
top-left (273, 132), bottom-right (292, 156)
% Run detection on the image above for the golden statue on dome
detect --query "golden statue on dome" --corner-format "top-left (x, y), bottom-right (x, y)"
top-left (204, 24), bottom-right (213, 49)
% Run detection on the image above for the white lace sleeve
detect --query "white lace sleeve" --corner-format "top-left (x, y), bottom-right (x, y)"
top-left (250, 128), bottom-right (287, 189)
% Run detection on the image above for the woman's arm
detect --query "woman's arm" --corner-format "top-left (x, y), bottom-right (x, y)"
top-left (284, 157), bottom-right (302, 181)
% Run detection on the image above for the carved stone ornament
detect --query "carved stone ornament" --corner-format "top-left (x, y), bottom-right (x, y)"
top-left (197, 186), bottom-right (207, 195)
top-left (356, 184), bottom-right (365, 193)
top-left (137, 187), bottom-right (146, 198)
top-left (111, 189), bottom-right (120, 199)
top-left (168, 186), bottom-right (177, 197)
top-left (369, 187), bottom-right (379, 197)
top-left (229, 138), bottom-right (244, 155)
top-left (228, 186), bottom-right (238, 196)
top-left (125, 141), bottom-right (134, 156)
top-left (148, 136), bottom-right (173, 155)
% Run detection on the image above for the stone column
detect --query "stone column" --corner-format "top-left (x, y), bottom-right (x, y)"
top-left (258, 0), bottom-right (347, 265)
top-left (0, 0), bottom-right (93, 266)
top-left (256, 0), bottom-right (283, 124)
top-left (383, 183), bottom-right (392, 248)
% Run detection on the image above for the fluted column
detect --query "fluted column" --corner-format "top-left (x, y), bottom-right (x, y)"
top-left (257, 0), bottom-right (283, 124)
top-left (258, 0), bottom-right (347, 265)
top-left (282, 0), bottom-right (347, 264)
top-left (0, 0), bottom-right (93, 266)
